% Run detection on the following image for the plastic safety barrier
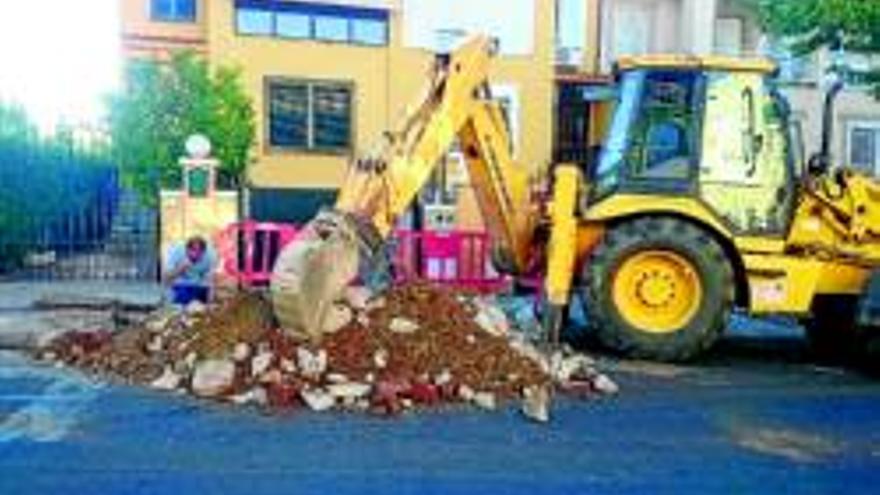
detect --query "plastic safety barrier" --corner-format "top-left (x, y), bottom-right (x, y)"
top-left (216, 222), bottom-right (508, 292)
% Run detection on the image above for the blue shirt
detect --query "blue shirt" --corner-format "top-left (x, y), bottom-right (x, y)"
top-left (166, 243), bottom-right (217, 287)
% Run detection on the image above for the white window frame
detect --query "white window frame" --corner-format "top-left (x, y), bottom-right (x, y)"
top-left (845, 120), bottom-right (880, 175)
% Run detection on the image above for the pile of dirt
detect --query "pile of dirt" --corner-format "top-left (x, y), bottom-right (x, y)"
top-left (35, 283), bottom-right (616, 422)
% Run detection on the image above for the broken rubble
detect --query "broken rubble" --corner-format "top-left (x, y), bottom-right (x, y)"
top-left (300, 388), bottom-right (335, 412)
top-left (327, 382), bottom-right (371, 400)
top-left (251, 351), bottom-right (273, 377)
top-left (522, 385), bottom-right (551, 423)
top-left (150, 367), bottom-right (182, 391)
top-left (232, 342), bottom-right (251, 362)
top-left (191, 359), bottom-right (236, 397)
top-left (39, 283), bottom-right (616, 423)
top-left (388, 317), bottom-right (419, 334)
top-left (473, 298), bottom-right (510, 337)
top-left (592, 373), bottom-right (619, 395)
top-left (472, 392), bottom-right (497, 411)
top-left (343, 286), bottom-right (373, 310)
top-left (230, 387), bottom-right (268, 406)
top-left (296, 347), bottom-right (327, 378)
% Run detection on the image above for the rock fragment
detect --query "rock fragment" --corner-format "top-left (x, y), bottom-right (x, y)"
top-left (522, 385), bottom-right (551, 423)
top-left (191, 359), bottom-right (236, 397)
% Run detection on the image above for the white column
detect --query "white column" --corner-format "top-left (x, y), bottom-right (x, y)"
top-left (682, 0), bottom-right (718, 55)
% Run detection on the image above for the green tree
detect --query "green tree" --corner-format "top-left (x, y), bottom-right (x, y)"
top-left (107, 51), bottom-right (256, 202)
top-left (0, 102), bottom-right (38, 145)
top-left (750, 0), bottom-right (880, 97)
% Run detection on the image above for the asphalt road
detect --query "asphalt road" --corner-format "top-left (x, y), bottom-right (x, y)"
top-left (0, 316), bottom-right (878, 495)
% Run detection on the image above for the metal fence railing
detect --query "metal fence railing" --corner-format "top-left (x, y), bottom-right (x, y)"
top-left (0, 144), bottom-right (158, 281)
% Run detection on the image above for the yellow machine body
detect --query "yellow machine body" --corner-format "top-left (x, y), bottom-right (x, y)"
top-left (271, 38), bottom-right (880, 360)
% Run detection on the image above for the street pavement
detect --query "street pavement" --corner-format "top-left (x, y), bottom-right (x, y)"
top-left (0, 321), bottom-right (878, 494)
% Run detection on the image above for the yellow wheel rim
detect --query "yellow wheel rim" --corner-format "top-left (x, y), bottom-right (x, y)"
top-left (612, 250), bottom-right (703, 334)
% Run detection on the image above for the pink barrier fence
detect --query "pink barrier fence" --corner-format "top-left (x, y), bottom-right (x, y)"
top-left (214, 220), bottom-right (300, 286)
top-left (215, 222), bottom-right (508, 292)
top-left (392, 229), bottom-right (507, 291)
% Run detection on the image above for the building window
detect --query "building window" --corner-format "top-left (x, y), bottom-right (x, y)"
top-left (555, 0), bottom-right (586, 65)
top-left (352, 18), bottom-right (387, 46)
top-left (237, 8), bottom-right (274, 35)
top-left (848, 122), bottom-right (880, 175)
top-left (151, 0), bottom-right (196, 23)
top-left (276, 12), bottom-right (311, 39)
top-left (314, 15), bottom-right (349, 42)
top-left (234, 1), bottom-right (389, 46)
top-left (267, 79), bottom-right (353, 153)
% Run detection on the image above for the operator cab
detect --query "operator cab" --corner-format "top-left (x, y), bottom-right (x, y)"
top-left (593, 55), bottom-right (798, 236)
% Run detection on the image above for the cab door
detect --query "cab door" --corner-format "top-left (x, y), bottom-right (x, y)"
top-left (698, 72), bottom-right (796, 235)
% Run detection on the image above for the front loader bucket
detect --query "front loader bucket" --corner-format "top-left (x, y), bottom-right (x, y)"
top-left (271, 212), bottom-right (361, 340)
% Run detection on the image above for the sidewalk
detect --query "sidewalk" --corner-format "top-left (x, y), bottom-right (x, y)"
top-left (0, 281), bottom-right (163, 310)
top-left (0, 281), bottom-right (163, 350)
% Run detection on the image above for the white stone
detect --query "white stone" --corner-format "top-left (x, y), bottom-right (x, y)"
top-left (191, 359), bottom-right (236, 397)
top-left (473, 299), bottom-right (510, 337)
top-left (458, 384), bottom-right (475, 402)
top-left (327, 382), bottom-right (372, 399)
top-left (297, 347), bottom-right (328, 378)
top-left (473, 392), bottom-right (497, 411)
top-left (466, 334), bottom-right (477, 345)
top-left (185, 300), bottom-right (207, 315)
top-left (521, 385), bottom-right (551, 423)
top-left (373, 349), bottom-right (389, 369)
top-left (326, 373), bottom-right (349, 384)
top-left (150, 367), bottom-right (182, 391)
top-left (300, 388), bottom-right (336, 412)
top-left (344, 286), bottom-right (373, 310)
top-left (232, 343), bottom-right (251, 362)
top-left (551, 353), bottom-right (596, 384)
top-left (230, 387), bottom-right (268, 406)
top-left (251, 351), bottom-right (274, 377)
top-left (145, 313), bottom-right (174, 333)
top-left (366, 297), bottom-right (386, 311)
top-left (592, 373), bottom-right (619, 395)
top-left (389, 317), bottom-right (420, 334)
top-left (280, 358), bottom-right (297, 373)
top-left (145, 335), bottom-right (164, 354)
top-left (183, 352), bottom-right (199, 370)
top-left (434, 369), bottom-right (452, 386)
top-left (322, 304), bottom-right (353, 334)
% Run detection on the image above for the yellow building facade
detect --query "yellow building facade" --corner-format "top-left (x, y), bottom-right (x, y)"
top-left (121, 0), bottom-right (595, 229)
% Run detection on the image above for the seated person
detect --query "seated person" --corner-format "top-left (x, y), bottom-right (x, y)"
top-left (163, 236), bottom-right (217, 306)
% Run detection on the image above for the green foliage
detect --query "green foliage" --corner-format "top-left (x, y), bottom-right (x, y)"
top-left (107, 51), bottom-right (256, 202)
top-left (0, 102), bottom-right (38, 146)
top-left (750, 0), bottom-right (880, 97)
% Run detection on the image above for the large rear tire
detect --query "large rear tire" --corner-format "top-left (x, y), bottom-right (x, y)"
top-left (584, 217), bottom-right (734, 361)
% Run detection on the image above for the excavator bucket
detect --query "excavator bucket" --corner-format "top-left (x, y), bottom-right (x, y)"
top-left (271, 211), bottom-right (362, 340)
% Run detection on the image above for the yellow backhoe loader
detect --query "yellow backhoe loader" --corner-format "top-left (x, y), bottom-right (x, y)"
top-left (271, 36), bottom-right (880, 362)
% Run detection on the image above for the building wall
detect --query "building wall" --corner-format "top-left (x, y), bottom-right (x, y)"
top-left (206, 1), bottom-right (553, 189)
top-left (120, 0), bottom-right (554, 227)
top-left (120, 0), bottom-right (207, 58)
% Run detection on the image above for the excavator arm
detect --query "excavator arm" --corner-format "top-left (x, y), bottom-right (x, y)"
top-left (271, 36), bottom-right (537, 337)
